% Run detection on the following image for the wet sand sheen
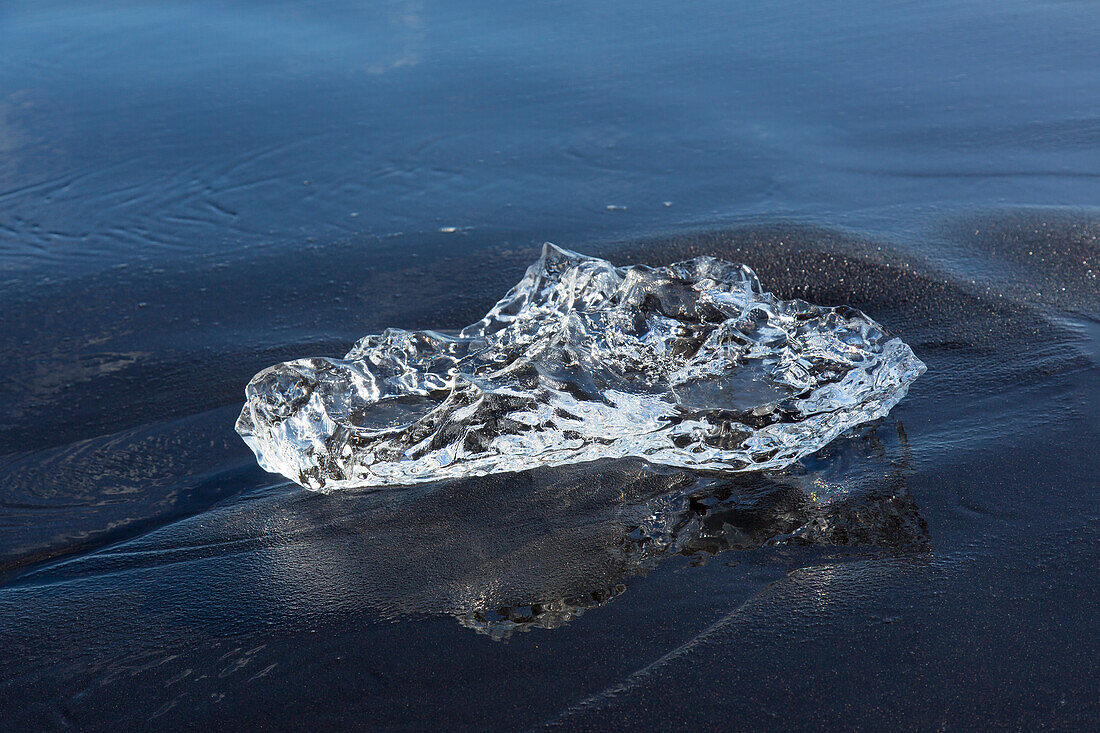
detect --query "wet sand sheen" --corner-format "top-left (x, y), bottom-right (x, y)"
top-left (1, 214), bottom-right (1096, 729)
top-left (1, 0), bottom-right (1098, 728)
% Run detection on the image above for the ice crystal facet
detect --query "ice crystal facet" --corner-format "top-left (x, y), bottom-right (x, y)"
top-left (237, 244), bottom-right (925, 490)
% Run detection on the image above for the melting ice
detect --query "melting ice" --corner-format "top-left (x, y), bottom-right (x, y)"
top-left (237, 244), bottom-right (925, 490)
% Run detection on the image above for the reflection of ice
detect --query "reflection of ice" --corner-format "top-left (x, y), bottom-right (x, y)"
top-left (245, 420), bottom-right (928, 640)
top-left (239, 244), bottom-right (925, 489)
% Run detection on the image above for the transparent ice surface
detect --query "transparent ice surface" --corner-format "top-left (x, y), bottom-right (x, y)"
top-left (237, 244), bottom-right (926, 490)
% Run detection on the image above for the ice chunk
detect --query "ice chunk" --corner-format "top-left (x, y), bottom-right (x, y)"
top-left (237, 244), bottom-right (926, 490)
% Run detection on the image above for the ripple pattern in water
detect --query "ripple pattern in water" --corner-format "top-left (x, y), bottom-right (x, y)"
top-left (237, 244), bottom-right (926, 490)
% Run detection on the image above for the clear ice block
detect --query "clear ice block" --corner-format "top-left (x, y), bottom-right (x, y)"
top-left (237, 244), bottom-right (925, 490)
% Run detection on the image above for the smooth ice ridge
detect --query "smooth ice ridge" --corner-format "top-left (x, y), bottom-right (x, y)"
top-left (237, 244), bottom-right (926, 490)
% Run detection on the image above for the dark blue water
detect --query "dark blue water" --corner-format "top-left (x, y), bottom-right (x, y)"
top-left (1, 1), bottom-right (1097, 730)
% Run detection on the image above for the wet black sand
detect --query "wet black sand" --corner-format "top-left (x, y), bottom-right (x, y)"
top-left (1, 217), bottom-right (1096, 730)
top-left (1, 1), bottom-right (1099, 729)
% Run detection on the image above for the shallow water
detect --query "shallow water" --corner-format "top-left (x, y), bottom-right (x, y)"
top-left (1, 1), bottom-right (1098, 730)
